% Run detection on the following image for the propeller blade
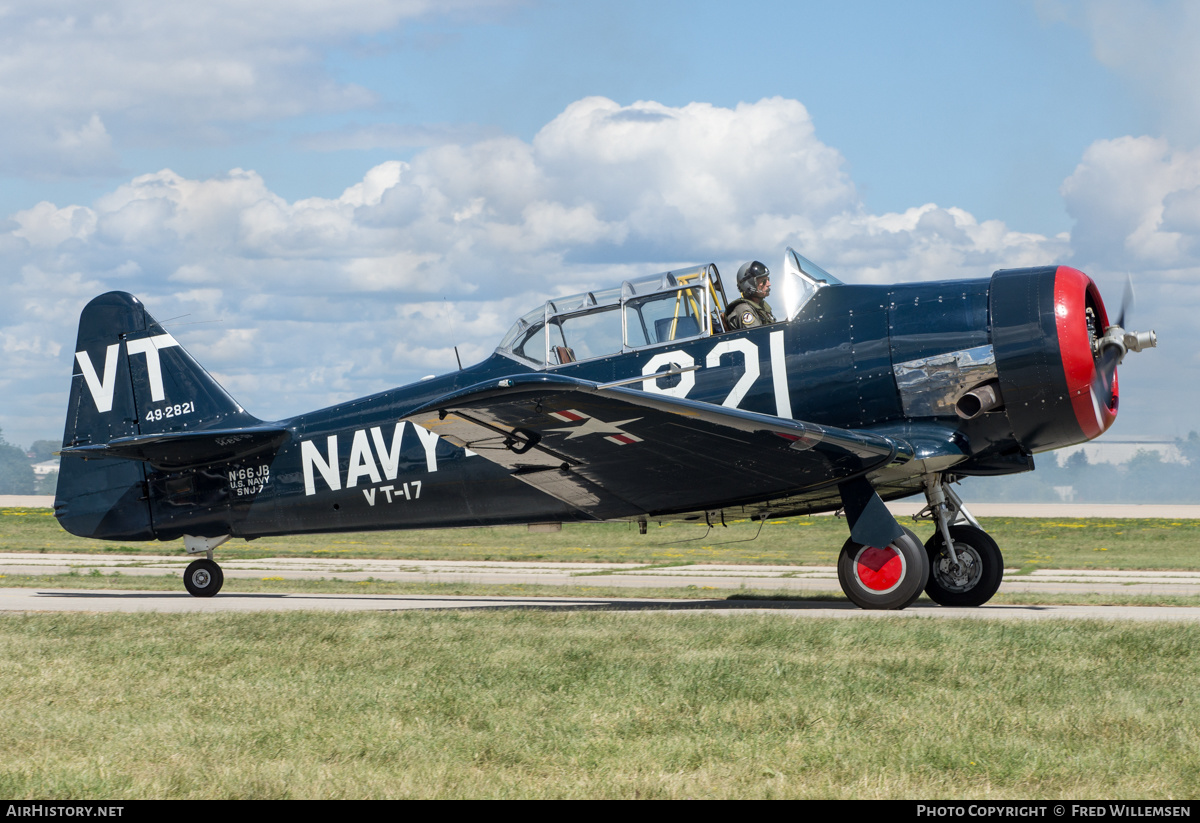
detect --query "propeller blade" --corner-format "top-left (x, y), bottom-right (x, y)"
top-left (1092, 341), bottom-right (1122, 407)
top-left (1113, 274), bottom-right (1135, 329)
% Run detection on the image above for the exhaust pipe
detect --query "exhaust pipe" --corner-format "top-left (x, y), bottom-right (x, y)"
top-left (956, 381), bottom-right (1003, 420)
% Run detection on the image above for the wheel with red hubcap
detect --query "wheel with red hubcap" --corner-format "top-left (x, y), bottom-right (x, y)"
top-left (837, 530), bottom-right (929, 610)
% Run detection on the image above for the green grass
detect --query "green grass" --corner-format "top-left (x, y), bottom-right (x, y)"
top-left (5, 507), bottom-right (1200, 570)
top-left (4, 508), bottom-right (1199, 799)
top-left (0, 611), bottom-right (1197, 799)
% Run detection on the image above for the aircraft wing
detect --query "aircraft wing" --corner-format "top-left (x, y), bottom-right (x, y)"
top-left (404, 373), bottom-right (907, 521)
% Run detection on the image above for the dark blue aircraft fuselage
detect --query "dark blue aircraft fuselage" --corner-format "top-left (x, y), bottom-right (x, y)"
top-left (57, 266), bottom-right (1109, 544)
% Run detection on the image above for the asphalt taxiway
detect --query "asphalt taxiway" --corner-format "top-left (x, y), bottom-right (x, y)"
top-left (2, 553), bottom-right (1198, 621)
top-left (4, 500), bottom-right (1198, 620)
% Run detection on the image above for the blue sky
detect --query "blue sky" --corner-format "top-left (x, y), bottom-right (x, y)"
top-left (0, 1), bottom-right (1140, 231)
top-left (1, 0), bottom-right (1196, 453)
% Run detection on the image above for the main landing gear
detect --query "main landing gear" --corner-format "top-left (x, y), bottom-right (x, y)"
top-left (835, 475), bottom-right (1003, 610)
top-left (836, 528), bottom-right (928, 610)
top-left (924, 524), bottom-right (1003, 607)
top-left (914, 475), bottom-right (1003, 608)
top-left (182, 535), bottom-right (230, 597)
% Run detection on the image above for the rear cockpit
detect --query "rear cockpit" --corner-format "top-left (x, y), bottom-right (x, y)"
top-left (498, 264), bottom-right (728, 367)
top-left (497, 248), bottom-right (842, 368)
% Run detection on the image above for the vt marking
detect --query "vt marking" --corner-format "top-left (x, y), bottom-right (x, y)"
top-left (75, 334), bottom-right (180, 413)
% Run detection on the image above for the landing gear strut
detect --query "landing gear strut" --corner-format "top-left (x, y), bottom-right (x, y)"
top-left (915, 476), bottom-right (1003, 607)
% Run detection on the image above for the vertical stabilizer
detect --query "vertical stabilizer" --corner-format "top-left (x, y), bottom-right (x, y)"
top-left (55, 292), bottom-right (259, 540)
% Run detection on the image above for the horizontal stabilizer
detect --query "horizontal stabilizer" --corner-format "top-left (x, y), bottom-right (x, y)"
top-left (61, 426), bottom-right (290, 471)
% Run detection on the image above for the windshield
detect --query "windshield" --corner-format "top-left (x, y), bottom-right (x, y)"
top-left (777, 247), bottom-right (842, 320)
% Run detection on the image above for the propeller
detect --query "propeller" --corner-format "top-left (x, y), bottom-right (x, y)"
top-left (1093, 337), bottom-right (1122, 408)
top-left (1112, 274), bottom-right (1134, 330)
top-left (1092, 274), bottom-right (1156, 409)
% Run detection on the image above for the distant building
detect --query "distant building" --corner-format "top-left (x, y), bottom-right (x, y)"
top-left (1052, 485), bottom-right (1077, 502)
top-left (31, 459), bottom-right (59, 477)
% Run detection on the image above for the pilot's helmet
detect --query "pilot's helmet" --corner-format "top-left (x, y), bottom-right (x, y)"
top-left (736, 261), bottom-right (770, 296)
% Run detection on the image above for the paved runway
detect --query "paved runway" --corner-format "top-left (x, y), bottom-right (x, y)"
top-left (2, 553), bottom-right (1198, 620)
top-left (1, 587), bottom-right (1197, 621)
top-left (7, 502), bottom-right (1198, 620)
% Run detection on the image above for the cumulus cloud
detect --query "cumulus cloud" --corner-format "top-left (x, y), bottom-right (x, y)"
top-left (1053, 132), bottom-right (1200, 439)
top-left (1, 95), bottom-right (1164, 448)
top-left (530, 97), bottom-right (857, 256)
top-left (1062, 136), bottom-right (1200, 270)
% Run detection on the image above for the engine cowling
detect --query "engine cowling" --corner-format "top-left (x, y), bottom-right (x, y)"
top-left (989, 265), bottom-right (1115, 453)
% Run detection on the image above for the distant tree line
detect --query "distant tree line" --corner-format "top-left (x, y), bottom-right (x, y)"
top-left (0, 430), bottom-right (58, 495)
top-left (960, 432), bottom-right (1200, 504)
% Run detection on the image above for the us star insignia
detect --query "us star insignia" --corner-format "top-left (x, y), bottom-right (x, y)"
top-left (547, 409), bottom-right (644, 445)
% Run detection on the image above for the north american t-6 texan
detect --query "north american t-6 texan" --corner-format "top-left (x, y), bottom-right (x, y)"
top-left (54, 248), bottom-right (1156, 608)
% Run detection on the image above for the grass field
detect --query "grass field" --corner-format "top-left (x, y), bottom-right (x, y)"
top-left (1, 611), bottom-right (1197, 799)
top-left (4, 507), bottom-right (1200, 571)
top-left (3, 508), bottom-right (1199, 798)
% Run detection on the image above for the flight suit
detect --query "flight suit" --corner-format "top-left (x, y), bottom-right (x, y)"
top-left (726, 297), bottom-right (776, 329)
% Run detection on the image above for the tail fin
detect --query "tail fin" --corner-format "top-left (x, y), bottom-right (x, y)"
top-left (56, 292), bottom-right (262, 540)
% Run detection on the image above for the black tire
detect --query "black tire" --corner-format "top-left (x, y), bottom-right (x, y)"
top-left (183, 558), bottom-right (224, 597)
top-left (837, 530), bottom-right (929, 610)
top-left (923, 525), bottom-right (1003, 607)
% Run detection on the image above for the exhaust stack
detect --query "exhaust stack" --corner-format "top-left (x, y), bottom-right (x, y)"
top-left (955, 381), bottom-right (1003, 420)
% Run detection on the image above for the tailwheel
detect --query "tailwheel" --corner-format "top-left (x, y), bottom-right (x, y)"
top-left (924, 525), bottom-right (1003, 607)
top-left (183, 558), bottom-right (224, 597)
top-left (837, 530), bottom-right (929, 610)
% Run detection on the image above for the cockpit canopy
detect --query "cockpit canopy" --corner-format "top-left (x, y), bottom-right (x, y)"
top-left (497, 248), bottom-right (842, 367)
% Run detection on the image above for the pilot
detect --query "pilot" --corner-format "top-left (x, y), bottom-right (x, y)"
top-left (726, 261), bottom-right (776, 329)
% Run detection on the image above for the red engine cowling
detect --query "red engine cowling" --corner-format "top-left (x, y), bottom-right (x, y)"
top-left (1053, 266), bottom-right (1118, 439)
